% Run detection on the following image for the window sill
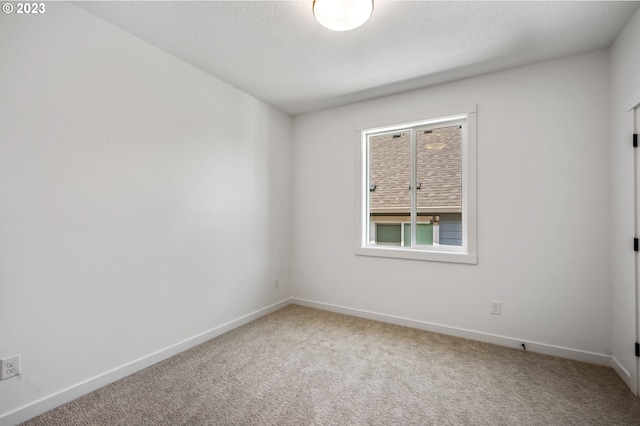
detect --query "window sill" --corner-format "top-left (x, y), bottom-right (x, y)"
top-left (355, 246), bottom-right (477, 264)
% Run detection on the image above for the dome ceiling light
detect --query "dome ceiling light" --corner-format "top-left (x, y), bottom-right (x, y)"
top-left (313, 0), bottom-right (374, 31)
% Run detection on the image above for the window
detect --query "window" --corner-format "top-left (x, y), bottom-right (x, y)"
top-left (355, 105), bottom-right (477, 264)
top-left (372, 222), bottom-right (434, 246)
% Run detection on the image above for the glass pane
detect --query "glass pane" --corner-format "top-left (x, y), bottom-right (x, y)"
top-left (403, 224), bottom-right (410, 247)
top-left (376, 224), bottom-right (401, 246)
top-left (368, 131), bottom-right (411, 245)
top-left (416, 125), bottom-right (463, 246)
top-left (417, 223), bottom-right (433, 245)
top-left (403, 223), bottom-right (433, 246)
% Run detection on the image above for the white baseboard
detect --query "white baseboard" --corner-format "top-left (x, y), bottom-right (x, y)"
top-left (611, 356), bottom-right (636, 394)
top-left (291, 298), bottom-right (612, 367)
top-left (0, 298), bottom-right (293, 426)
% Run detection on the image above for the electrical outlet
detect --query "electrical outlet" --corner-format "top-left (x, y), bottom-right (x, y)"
top-left (490, 301), bottom-right (501, 315)
top-left (1, 355), bottom-right (21, 380)
top-left (274, 278), bottom-right (279, 289)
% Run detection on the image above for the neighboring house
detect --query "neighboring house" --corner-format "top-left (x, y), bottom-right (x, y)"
top-left (368, 125), bottom-right (462, 246)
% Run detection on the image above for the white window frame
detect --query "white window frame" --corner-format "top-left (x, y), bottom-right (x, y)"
top-left (355, 105), bottom-right (477, 264)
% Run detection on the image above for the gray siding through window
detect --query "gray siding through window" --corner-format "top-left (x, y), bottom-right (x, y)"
top-left (439, 213), bottom-right (462, 246)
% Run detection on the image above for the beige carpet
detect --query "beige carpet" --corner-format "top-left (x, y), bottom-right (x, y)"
top-left (21, 305), bottom-right (640, 425)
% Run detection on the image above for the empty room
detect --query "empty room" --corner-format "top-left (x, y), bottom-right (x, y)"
top-left (3, 1), bottom-right (640, 424)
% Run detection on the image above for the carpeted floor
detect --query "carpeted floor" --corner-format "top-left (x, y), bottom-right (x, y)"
top-left (21, 304), bottom-right (640, 425)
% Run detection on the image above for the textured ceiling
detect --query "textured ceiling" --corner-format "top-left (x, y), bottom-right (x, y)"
top-left (75, 1), bottom-right (640, 116)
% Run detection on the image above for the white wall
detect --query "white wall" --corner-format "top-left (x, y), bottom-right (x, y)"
top-left (0, 3), bottom-right (291, 423)
top-left (610, 8), bottom-right (640, 393)
top-left (292, 50), bottom-right (612, 363)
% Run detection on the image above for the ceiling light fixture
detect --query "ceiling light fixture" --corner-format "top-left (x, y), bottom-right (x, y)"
top-left (313, 0), bottom-right (374, 31)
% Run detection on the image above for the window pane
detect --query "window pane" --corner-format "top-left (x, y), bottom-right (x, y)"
top-left (403, 223), bottom-right (433, 246)
top-left (376, 223), bottom-right (401, 245)
top-left (368, 132), bottom-right (411, 245)
top-left (417, 223), bottom-right (433, 245)
top-left (416, 125), bottom-right (462, 246)
top-left (439, 213), bottom-right (463, 246)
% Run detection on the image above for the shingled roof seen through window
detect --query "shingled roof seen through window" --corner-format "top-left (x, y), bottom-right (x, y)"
top-left (369, 125), bottom-right (462, 212)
